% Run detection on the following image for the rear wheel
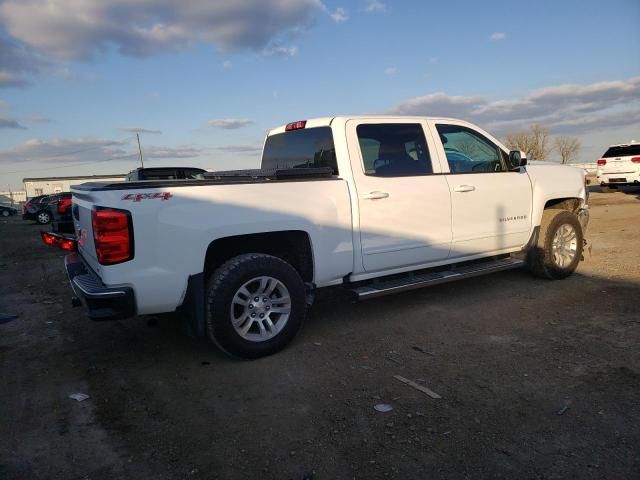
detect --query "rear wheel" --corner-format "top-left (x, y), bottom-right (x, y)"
top-left (36, 211), bottom-right (51, 224)
top-left (205, 253), bottom-right (306, 359)
top-left (527, 209), bottom-right (583, 279)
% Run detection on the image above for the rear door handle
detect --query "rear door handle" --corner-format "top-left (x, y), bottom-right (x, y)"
top-left (453, 185), bottom-right (476, 193)
top-left (362, 191), bottom-right (390, 200)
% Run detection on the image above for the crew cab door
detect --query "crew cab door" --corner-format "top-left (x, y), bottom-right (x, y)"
top-left (427, 121), bottom-right (533, 257)
top-left (346, 120), bottom-right (452, 273)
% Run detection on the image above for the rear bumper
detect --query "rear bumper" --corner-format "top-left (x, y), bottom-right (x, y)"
top-left (64, 253), bottom-right (136, 321)
top-left (597, 170), bottom-right (640, 185)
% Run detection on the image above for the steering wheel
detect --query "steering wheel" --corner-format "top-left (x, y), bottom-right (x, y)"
top-left (471, 161), bottom-right (490, 172)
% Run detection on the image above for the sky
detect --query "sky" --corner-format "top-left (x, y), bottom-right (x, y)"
top-left (0, 0), bottom-right (639, 190)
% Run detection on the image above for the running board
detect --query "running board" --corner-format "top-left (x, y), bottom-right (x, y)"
top-left (352, 257), bottom-right (525, 301)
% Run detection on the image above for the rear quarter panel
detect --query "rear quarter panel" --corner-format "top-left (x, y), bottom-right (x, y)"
top-left (73, 180), bottom-right (353, 315)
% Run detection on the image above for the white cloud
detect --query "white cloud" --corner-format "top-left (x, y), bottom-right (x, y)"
top-left (490, 32), bottom-right (507, 41)
top-left (330, 7), bottom-right (348, 22)
top-left (0, 137), bottom-right (130, 164)
top-left (117, 127), bottom-right (162, 134)
top-left (28, 114), bottom-right (51, 123)
top-left (0, 117), bottom-right (26, 129)
top-left (0, 0), bottom-right (324, 60)
top-left (364, 0), bottom-right (386, 13)
top-left (143, 145), bottom-right (204, 159)
top-left (261, 45), bottom-right (298, 57)
top-left (429, 56), bottom-right (439, 64)
top-left (0, 36), bottom-right (50, 87)
top-left (0, 136), bottom-right (212, 167)
top-left (384, 66), bottom-right (397, 75)
top-left (389, 76), bottom-right (640, 136)
top-left (222, 60), bottom-right (233, 69)
top-left (214, 144), bottom-right (262, 154)
top-left (208, 119), bottom-right (255, 130)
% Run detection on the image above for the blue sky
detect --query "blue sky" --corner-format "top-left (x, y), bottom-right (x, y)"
top-left (1, 0), bottom-right (639, 190)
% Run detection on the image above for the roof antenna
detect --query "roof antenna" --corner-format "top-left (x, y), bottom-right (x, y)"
top-left (136, 133), bottom-right (145, 168)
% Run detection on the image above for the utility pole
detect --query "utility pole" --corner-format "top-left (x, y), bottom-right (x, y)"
top-left (137, 133), bottom-right (144, 168)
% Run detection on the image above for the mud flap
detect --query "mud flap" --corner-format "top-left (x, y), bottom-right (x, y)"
top-left (180, 273), bottom-right (206, 337)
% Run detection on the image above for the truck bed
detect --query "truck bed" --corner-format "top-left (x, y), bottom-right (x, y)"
top-left (72, 167), bottom-right (336, 191)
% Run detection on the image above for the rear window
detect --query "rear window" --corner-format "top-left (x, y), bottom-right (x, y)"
top-left (261, 127), bottom-right (338, 174)
top-left (602, 145), bottom-right (640, 158)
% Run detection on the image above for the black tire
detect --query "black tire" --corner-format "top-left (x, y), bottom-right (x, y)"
top-left (36, 210), bottom-right (51, 224)
top-left (205, 253), bottom-right (306, 359)
top-left (527, 209), bottom-right (583, 280)
top-left (1, 210), bottom-right (9, 217)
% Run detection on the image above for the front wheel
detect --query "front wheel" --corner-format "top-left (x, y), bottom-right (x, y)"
top-left (527, 209), bottom-right (584, 279)
top-left (36, 211), bottom-right (51, 224)
top-left (205, 253), bottom-right (306, 359)
top-left (1, 210), bottom-right (9, 217)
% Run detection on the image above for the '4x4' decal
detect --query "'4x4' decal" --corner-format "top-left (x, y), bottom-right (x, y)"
top-left (121, 192), bottom-right (173, 202)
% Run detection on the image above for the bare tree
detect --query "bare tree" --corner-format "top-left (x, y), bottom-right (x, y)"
top-left (504, 124), bottom-right (552, 160)
top-left (456, 140), bottom-right (479, 158)
top-left (554, 136), bottom-right (581, 164)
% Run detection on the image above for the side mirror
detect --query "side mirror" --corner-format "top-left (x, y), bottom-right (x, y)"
top-left (509, 150), bottom-right (527, 169)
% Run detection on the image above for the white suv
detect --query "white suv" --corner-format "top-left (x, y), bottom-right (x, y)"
top-left (596, 142), bottom-right (640, 190)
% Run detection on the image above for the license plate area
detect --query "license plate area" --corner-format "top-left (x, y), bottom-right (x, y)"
top-left (609, 178), bottom-right (626, 183)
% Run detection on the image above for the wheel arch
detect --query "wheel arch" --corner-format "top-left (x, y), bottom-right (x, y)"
top-left (532, 196), bottom-right (585, 229)
top-left (202, 230), bottom-right (314, 284)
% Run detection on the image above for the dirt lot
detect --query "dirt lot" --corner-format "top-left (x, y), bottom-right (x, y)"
top-left (1, 188), bottom-right (639, 480)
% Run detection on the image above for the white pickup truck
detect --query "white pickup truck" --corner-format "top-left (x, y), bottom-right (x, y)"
top-left (58, 116), bottom-right (589, 358)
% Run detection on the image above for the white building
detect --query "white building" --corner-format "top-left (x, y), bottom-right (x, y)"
top-left (23, 174), bottom-right (127, 199)
top-left (0, 190), bottom-right (27, 205)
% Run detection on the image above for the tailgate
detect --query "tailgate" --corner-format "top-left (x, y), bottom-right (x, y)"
top-left (603, 157), bottom-right (635, 174)
top-left (71, 191), bottom-right (101, 274)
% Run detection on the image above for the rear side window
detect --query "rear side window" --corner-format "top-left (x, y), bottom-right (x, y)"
top-left (262, 127), bottom-right (338, 174)
top-left (602, 145), bottom-right (640, 158)
top-left (356, 123), bottom-right (433, 177)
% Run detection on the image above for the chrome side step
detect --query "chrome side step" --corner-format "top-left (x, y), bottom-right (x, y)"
top-left (352, 257), bottom-right (525, 301)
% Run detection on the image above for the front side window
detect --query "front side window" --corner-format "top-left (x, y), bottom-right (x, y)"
top-left (436, 124), bottom-right (507, 173)
top-left (261, 127), bottom-right (338, 174)
top-left (357, 123), bottom-right (433, 177)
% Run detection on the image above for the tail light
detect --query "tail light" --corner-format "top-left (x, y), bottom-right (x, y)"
top-left (57, 197), bottom-right (72, 213)
top-left (597, 159), bottom-right (606, 166)
top-left (41, 231), bottom-right (77, 251)
top-left (92, 207), bottom-right (134, 265)
top-left (631, 157), bottom-right (640, 163)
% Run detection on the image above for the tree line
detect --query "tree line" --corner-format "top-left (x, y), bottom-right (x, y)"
top-left (504, 124), bottom-right (581, 164)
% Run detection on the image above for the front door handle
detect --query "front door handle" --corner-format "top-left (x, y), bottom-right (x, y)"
top-left (362, 191), bottom-right (390, 200)
top-left (453, 185), bottom-right (476, 193)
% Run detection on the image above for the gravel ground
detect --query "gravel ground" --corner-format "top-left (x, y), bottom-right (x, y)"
top-left (1, 187), bottom-right (639, 480)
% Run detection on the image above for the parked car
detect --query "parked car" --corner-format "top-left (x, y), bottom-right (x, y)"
top-left (23, 194), bottom-right (53, 224)
top-left (48, 192), bottom-right (74, 234)
top-left (596, 141), bottom-right (640, 191)
top-left (47, 116), bottom-right (589, 358)
top-left (126, 167), bottom-right (207, 181)
top-left (0, 204), bottom-right (18, 217)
